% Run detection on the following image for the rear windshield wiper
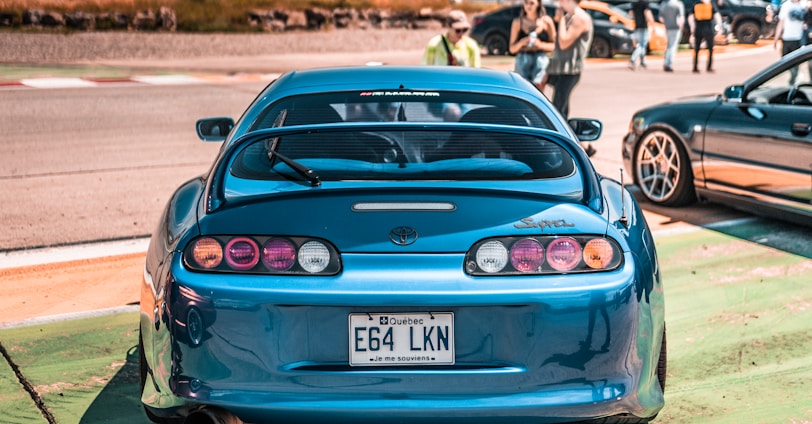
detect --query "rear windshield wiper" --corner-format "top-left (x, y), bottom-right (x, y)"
top-left (267, 149), bottom-right (321, 187)
top-left (265, 109), bottom-right (321, 187)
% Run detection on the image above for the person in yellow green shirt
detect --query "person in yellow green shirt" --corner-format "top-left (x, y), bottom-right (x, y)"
top-left (422, 10), bottom-right (481, 68)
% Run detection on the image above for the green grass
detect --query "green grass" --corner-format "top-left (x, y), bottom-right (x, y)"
top-left (0, 227), bottom-right (810, 423)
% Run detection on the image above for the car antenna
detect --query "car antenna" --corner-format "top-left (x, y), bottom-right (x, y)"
top-left (619, 167), bottom-right (629, 228)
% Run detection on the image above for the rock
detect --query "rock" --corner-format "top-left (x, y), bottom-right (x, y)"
top-left (65, 11), bottom-right (95, 30)
top-left (132, 9), bottom-right (157, 31)
top-left (286, 10), bottom-right (307, 30)
top-left (96, 12), bottom-right (130, 30)
top-left (305, 7), bottom-right (329, 30)
top-left (158, 6), bottom-right (176, 31)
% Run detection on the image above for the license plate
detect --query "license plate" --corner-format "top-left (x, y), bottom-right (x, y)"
top-left (349, 312), bottom-right (454, 366)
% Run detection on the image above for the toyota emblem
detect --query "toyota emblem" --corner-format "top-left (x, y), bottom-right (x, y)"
top-left (389, 226), bottom-right (418, 246)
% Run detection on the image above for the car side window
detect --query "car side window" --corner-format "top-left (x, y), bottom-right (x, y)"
top-left (745, 64), bottom-right (812, 105)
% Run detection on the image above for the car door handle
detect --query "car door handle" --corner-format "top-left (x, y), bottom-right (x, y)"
top-left (791, 123), bottom-right (812, 136)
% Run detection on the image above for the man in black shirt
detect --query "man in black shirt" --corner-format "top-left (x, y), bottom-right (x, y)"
top-left (688, 0), bottom-right (722, 73)
top-left (628, 0), bottom-right (654, 70)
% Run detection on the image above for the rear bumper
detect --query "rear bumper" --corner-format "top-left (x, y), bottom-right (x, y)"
top-left (141, 252), bottom-right (664, 423)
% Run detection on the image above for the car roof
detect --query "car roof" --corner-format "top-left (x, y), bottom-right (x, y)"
top-left (265, 66), bottom-right (536, 96)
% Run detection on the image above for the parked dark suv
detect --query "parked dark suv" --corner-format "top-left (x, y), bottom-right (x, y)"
top-left (713, 0), bottom-right (773, 44)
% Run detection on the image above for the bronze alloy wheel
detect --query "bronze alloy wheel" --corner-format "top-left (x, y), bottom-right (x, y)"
top-left (634, 129), bottom-right (695, 206)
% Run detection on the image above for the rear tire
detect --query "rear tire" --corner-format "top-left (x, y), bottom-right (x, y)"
top-left (734, 20), bottom-right (760, 44)
top-left (658, 325), bottom-right (667, 392)
top-left (484, 33), bottom-right (509, 56)
top-left (589, 36), bottom-right (612, 58)
top-left (140, 334), bottom-right (178, 424)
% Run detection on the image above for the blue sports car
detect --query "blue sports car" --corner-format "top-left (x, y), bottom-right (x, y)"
top-left (140, 66), bottom-right (665, 424)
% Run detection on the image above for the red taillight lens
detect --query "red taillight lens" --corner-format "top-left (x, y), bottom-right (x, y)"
top-left (224, 237), bottom-right (259, 270)
top-left (191, 237), bottom-right (223, 269)
top-left (546, 237), bottom-right (582, 271)
top-left (262, 238), bottom-right (296, 271)
top-left (510, 238), bottom-right (544, 272)
top-left (583, 238), bottom-right (614, 269)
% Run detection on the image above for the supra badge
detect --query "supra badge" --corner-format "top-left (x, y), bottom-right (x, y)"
top-left (389, 226), bottom-right (418, 246)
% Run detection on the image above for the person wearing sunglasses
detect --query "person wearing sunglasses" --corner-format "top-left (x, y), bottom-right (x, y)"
top-left (509, 0), bottom-right (556, 91)
top-left (422, 10), bottom-right (481, 68)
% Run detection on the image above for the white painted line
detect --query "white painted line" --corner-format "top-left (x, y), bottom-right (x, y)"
top-left (131, 74), bottom-right (204, 85)
top-left (0, 305), bottom-right (140, 329)
top-left (0, 237), bottom-right (150, 270)
top-left (20, 77), bottom-right (98, 88)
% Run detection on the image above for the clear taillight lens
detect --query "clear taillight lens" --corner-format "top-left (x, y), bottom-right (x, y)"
top-left (262, 238), bottom-right (296, 271)
top-left (298, 241), bottom-right (331, 273)
top-left (475, 240), bottom-right (509, 273)
top-left (191, 237), bottom-right (223, 269)
top-left (510, 238), bottom-right (544, 272)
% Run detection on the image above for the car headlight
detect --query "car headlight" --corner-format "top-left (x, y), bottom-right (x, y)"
top-left (185, 235), bottom-right (341, 275)
top-left (632, 116), bottom-right (646, 132)
top-left (465, 235), bottom-right (623, 275)
top-left (609, 28), bottom-right (631, 38)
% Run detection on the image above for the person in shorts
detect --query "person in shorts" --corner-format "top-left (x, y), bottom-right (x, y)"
top-left (509, 0), bottom-right (556, 91)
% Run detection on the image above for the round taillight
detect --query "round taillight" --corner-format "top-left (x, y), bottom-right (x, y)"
top-left (510, 238), bottom-right (544, 272)
top-left (583, 238), bottom-right (614, 269)
top-left (192, 237), bottom-right (223, 269)
top-left (224, 237), bottom-right (259, 270)
top-left (262, 238), bottom-right (296, 271)
top-left (475, 240), bottom-right (508, 273)
top-left (297, 241), bottom-right (331, 273)
top-left (546, 237), bottom-right (582, 271)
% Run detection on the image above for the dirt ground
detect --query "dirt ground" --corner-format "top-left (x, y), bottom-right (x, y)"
top-left (0, 253), bottom-right (143, 325)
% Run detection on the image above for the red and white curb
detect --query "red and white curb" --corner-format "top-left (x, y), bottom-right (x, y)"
top-left (0, 72), bottom-right (280, 90)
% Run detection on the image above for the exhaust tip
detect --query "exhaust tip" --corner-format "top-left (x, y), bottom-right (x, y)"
top-left (184, 407), bottom-right (243, 424)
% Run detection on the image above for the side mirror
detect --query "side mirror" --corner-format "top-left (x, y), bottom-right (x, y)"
top-left (196, 117), bottom-right (235, 142)
top-left (723, 85), bottom-right (744, 103)
top-left (568, 118), bottom-right (602, 142)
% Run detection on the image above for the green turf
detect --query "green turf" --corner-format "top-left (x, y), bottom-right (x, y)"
top-left (0, 226), bottom-right (810, 423)
top-left (652, 229), bottom-right (812, 423)
top-left (0, 349), bottom-right (47, 423)
top-left (0, 312), bottom-right (146, 423)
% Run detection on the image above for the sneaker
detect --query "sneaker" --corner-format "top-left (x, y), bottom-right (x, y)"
top-left (628, 62), bottom-right (636, 71)
top-left (692, 68), bottom-right (700, 73)
top-left (584, 144), bottom-right (597, 157)
top-left (707, 68), bottom-right (715, 73)
top-left (664, 67), bottom-right (674, 72)
top-left (640, 63), bottom-right (647, 69)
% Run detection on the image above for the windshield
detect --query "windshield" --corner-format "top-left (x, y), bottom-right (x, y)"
top-left (231, 128), bottom-right (575, 182)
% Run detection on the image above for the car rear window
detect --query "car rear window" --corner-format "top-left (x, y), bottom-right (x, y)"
top-left (249, 91), bottom-right (555, 129)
